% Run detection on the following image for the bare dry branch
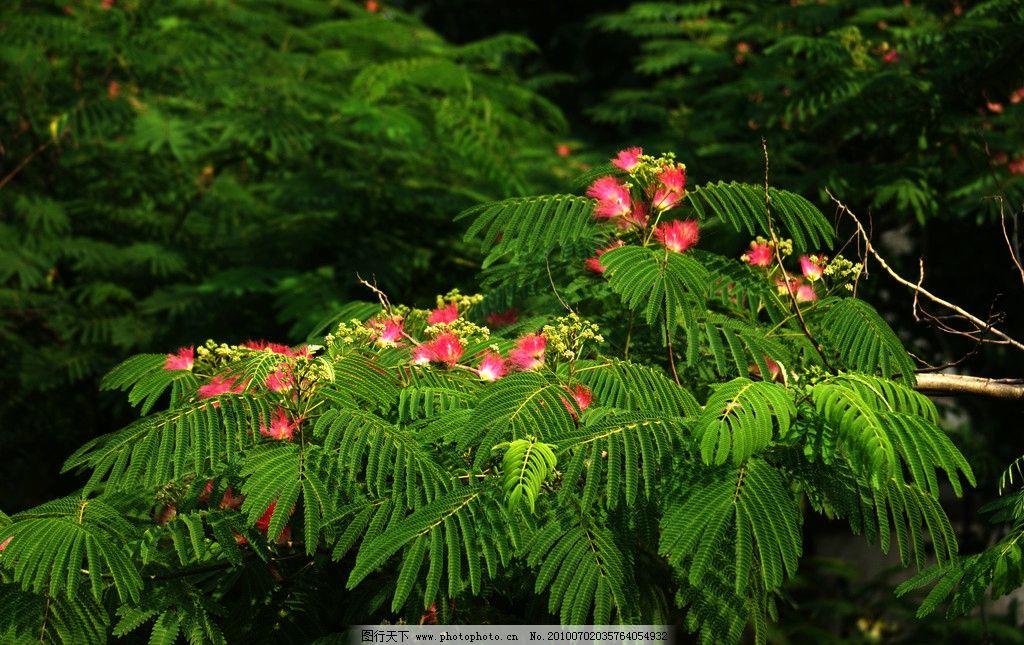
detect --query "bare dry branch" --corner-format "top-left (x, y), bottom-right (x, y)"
top-left (827, 189), bottom-right (1024, 353)
top-left (355, 274), bottom-right (392, 315)
top-left (998, 198), bottom-right (1024, 288)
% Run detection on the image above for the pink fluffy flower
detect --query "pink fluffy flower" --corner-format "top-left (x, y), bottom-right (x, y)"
top-left (509, 334), bottom-right (546, 371)
top-left (256, 503), bottom-right (276, 532)
top-left (587, 176), bottom-right (628, 202)
top-left (741, 242), bottom-right (773, 267)
top-left (612, 147), bottom-right (642, 172)
top-left (218, 487), bottom-right (244, 511)
top-left (265, 367), bottom-right (293, 393)
top-left (198, 480), bottom-right (214, 504)
top-left (412, 345), bottom-right (434, 366)
top-left (411, 333), bottom-right (464, 368)
top-left (164, 346), bottom-right (194, 371)
top-left (1011, 87), bottom-right (1024, 104)
top-left (800, 255), bottom-right (824, 282)
top-left (651, 166), bottom-right (686, 212)
top-left (477, 352), bottom-right (507, 382)
top-left (750, 355), bottom-right (782, 383)
top-left (654, 220), bottom-right (699, 253)
top-left (0, 535), bottom-right (11, 552)
top-left (429, 333), bottom-right (464, 366)
top-left (428, 303), bottom-right (459, 325)
top-left (260, 407), bottom-right (298, 441)
top-left (371, 318), bottom-right (404, 347)
top-left (587, 177), bottom-right (633, 220)
top-left (1009, 158), bottom-right (1024, 175)
top-left (199, 374), bottom-right (244, 399)
top-left (796, 283), bottom-right (818, 303)
top-left (255, 501), bottom-right (293, 543)
top-left (563, 384), bottom-right (593, 414)
top-left (776, 277), bottom-right (799, 298)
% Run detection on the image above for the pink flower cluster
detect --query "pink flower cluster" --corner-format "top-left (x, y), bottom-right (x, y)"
top-left (241, 340), bottom-right (310, 358)
top-left (742, 241), bottom-right (825, 303)
top-left (486, 309), bottom-right (519, 329)
top-left (166, 339), bottom-right (313, 411)
top-left (370, 318), bottom-right (404, 347)
top-left (749, 355), bottom-right (782, 383)
top-left (198, 374), bottom-right (246, 399)
top-left (587, 177), bottom-right (639, 223)
top-left (584, 147), bottom-right (700, 271)
top-left (196, 483), bottom-right (291, 545)
top-left (411, 331), bottom-right (548, 381)
top-left (245, 339), bottom-right (313, 395)
top-left (651, 166), bottom-right (686, 213)
top-left (741, 241), bottom-right (773, 267)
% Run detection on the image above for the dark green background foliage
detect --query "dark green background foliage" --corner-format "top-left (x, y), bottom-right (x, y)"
top-left (1, 0), bottom-right (1023, 641)
top-left (591, 0), bottom-right (1024, 223)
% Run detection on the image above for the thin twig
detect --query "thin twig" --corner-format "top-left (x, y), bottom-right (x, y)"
top-left (355, 274), bottom-right (392, 316)
top-left (908, 344), bottom-right (981, 373)
top-left (980, 134), bottom-right (1024, 287)
top-left (546, 256), bottom-right (573, 313)
top-left (0, 139), bottom-right (52, 192)
top-left (761, 138), bottom-right (832, 368)
top-left (997, 198), bottom-right (1024, 288)
top-left (664, 317), bottom-right (681, 387)
top-left (827, 189), bottom-right (1024, 353)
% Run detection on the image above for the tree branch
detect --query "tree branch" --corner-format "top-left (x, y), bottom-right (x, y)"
top-left (914, 374), bottom-right (1024, 401)
top-left (827, 189), bottom-right (1024, 353)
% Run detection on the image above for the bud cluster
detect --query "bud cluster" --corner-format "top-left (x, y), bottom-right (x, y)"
top-left (195, 339), bottom-right (241, 369)
top-left (542, 313), bottom-right (604, 361)
top-left (424, 318), bottom-right (491, 343)
top-left (822, 255), bottom-right (864, 291)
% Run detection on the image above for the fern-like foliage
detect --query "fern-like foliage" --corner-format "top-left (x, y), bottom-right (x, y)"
top-left (459, 195), bottom-right (599, 261)
top-left (896, 486), bottom-right (1024, 618)
top-left (695, 378), bottom-right (795, 466)
top-left (1, 495), bottom-right (141, 604)
top-left (812, 375), bottom-right (974, 494)
top-left (557, 411), bottom-right (686, 509)
top-left (661, 458), bottom-right (802, 596)
top-left (601, 245), bottom-right (708, 343)
top-left (528, 513), bottom-right (639, 624)
top-left (817, 297), bottom-right (917, 382)
top-left (571, 359), bottom-right (700, 417)
top-left (0, 584), bottom-right (110, 645)
top-left (1, 0), bottom-right (570, 507)
top-left (688, 182), bottom-right (835, 252)
top-left (500, 437), bottom-right (559, 513)
top-left (0, 149), bottom-right (982, 641)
